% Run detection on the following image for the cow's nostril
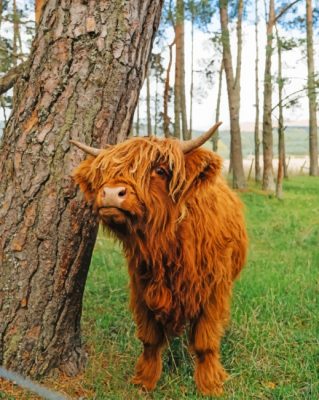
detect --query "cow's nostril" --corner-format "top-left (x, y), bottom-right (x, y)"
top-left (118, 189), bottom-right (126, 197)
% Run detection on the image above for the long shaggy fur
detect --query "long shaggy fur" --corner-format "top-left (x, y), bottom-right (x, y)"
top-left (73, 136), bottom-right (247, 396)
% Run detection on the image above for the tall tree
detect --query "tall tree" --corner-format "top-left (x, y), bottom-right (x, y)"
top-left (275, 24), bottom-right (285, 199)
top-left (262, 0), bottom-right (276, 191)
top-left (174, 0), bottom-right (188, 139)
top-left (163, 39), bottom-right (175, 138)
top-left (254, 0), bottom-right (261, 182)
top-left (0, 0), bottom-right (163, 378)
top-left (186, 0), bottom-right (214, 139)
top-left (146, 66), bottom-right (152, 136)
top-left (262, 0), bottom-right (301, 191)
top-left (213, 59), bottom-right (224, 152)
top-left (306, 0), bottom-right (318, 176)
top-left (219, 0), bottom-right (246, 189)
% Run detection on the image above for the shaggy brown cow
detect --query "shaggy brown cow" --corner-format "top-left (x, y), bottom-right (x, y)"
top-left (71, 123), bottom-right (247, 396)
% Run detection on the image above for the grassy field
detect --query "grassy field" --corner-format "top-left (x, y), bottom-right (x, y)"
top-left (78, 176), bottom-right (319, 399)
top-left (1, 176), bottom-right (318, 399)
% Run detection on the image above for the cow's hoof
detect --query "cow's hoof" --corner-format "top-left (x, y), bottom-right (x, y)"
top-left (195, 354), bottom-right (228, 396)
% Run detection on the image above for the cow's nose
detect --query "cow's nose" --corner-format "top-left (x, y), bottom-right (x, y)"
top-left (101, 186), bottom-right (127, 207)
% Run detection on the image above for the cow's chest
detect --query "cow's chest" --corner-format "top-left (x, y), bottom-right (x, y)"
top-left (137, 263), bottom-right (204, 334)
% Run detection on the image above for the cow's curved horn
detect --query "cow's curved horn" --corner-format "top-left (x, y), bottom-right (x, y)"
top-left (70, 140), bottom-right (102, 157)
top-left (180, 122), bottom-right (223, 154)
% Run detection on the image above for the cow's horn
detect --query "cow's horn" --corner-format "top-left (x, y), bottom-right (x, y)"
top-left (70, 140), bottom-right (102, 157)
top-left (180, 122), bottom-right (222, 154)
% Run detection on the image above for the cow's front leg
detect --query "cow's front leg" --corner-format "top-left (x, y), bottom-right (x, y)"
top-left (189, 288), bottom-right (231, 396)
top-left (131, 298), bottom-right (166, 391)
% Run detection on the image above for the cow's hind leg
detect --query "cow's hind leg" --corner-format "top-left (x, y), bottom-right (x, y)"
top-left (131, 303), bottom-right (166, 391)
top-left (190, 286), bottom-right (231, 396)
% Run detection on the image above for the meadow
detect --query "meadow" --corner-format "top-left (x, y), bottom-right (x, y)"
top-left (80, 176), bottom-right (319, 399)
top-left (0, 176), bottom-right (318, 399)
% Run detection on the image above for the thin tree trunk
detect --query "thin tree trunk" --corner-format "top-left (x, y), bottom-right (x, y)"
top-left (213, 59), bottom-right (224, 152)
top-left (35, 0), bottom-right (45, 24)
top-left (189, 14), bottom-right (194, 138)
top-left (262, 0), bottom-right (275, 191)
top-left (12, 0), bottom-right (18, 67)
top-left (146, 67), bottom-right (152, 136)
top-left (174, 1), bottom-right (182, 139)
top-left (136, 99), bottom-right (140, 136)
top-left (306, 0), bottom-right (318, 176)
top-left (154, 75), bottom-right (158, 135)
top-left (177, 0), bottom-right (188, 140)
top-left (254, 0), bottom-right (261, 182)
top-left (0, 0), bottom-right (163, 378)
top-left (275, 24), bottom-right (284, 199)
top-left (163, 39), bottom-right (175, 138)
top-left (219, 0), bottom-right (246, 189)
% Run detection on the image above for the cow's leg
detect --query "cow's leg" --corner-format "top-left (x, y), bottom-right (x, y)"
top-left (189, 285), bottom-right (231, 396)
top-left (129, 274), bottom-right (166, 392)
top-left (131, 303), bottom-right (166, 391)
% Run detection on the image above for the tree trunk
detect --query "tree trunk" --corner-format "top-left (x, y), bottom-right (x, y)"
top-left (276, 25), bottom-right (284, 199)
top-left (189, 14), bottom-right (194, 138)
top-left (136, 99), bottom-right (140, 136)
top-left (154, 75), bottom-right (158, 135)
top-left (35, 0), bottom-right (45, 25)
top-left (254, 0), bottom-right (261, 182)
top-left (306, 0), bottom-right (318, 176)
top-left (219, 0), bottom-right (246, 189)
top-left (0, 0), bottom-right (163, 378)
top-left (213, 59), bottom-right (224, 152)
top-left (163, 39), bottom-right (174, 138)
top-left (174, 3), bottom-right (182, 139)
top-left (146, 67), bottom-right (152, 136)
top-left (262, 0), bottom-right (275, 191)
top-left (176, 0), bottom-right (188, 140)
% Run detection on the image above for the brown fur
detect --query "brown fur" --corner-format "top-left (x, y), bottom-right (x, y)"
top-left (73, 136), bottom-right (247, 396)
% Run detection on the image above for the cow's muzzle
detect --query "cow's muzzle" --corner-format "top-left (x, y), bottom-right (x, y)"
top-left (100, 186), bottom-right (127, 209)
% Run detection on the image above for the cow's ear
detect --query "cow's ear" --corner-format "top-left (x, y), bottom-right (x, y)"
top-left (72, 157), bottom-right (96, 202)
top-left (184, 148), bottom-right (222, 188)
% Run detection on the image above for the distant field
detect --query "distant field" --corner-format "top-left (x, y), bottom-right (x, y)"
top-left (208, 127), bottom-right (310, 159)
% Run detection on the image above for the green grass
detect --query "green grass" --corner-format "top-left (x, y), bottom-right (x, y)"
top-left (82, 176), bottom-right (319, 399)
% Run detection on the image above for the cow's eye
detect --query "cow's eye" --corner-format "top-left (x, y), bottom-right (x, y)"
top-left (155, 167), bottom-right (166, 177)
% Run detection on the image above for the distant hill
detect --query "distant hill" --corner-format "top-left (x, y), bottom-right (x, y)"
top-left (214, 127), bottom-right (309, 159)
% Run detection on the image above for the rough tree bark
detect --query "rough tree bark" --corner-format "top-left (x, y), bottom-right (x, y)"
top-left (306, 0), bottom-right (318, 176)
top-left (0, 0), bottom-right (163, 378)
top-left (219, 0), bottom-right (246, 189)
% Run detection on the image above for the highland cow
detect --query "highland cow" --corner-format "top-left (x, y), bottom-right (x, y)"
top-left (71, 123), bottom-right (247, 396)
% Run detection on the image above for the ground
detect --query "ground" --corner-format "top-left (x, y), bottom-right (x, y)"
top-left (1, 176), bottom-right (318, 399)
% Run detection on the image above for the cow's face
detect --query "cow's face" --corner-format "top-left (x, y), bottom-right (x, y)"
top-left (72, 124), bottom-right (222, 237)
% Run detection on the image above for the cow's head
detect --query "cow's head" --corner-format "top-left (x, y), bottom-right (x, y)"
top-left (71, 123), bottom-right (222, 239)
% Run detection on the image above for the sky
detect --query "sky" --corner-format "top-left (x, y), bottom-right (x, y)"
top-left (138, 6), bottom-right (318, 132)
top-left (0, 2), bottom-right (318, 132)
